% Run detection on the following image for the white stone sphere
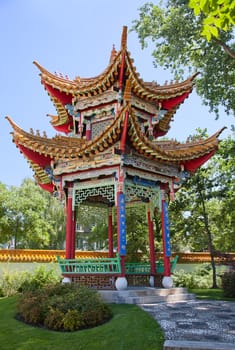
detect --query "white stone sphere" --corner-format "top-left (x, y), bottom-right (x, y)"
top-left (115, 277), bottom-right (128, 290)
top-left (149, 276), bottom-right (155, 287)
top-left (162, 276), bottom-right (173, 289)
top-left (62, 277), bottom-right (71, 284)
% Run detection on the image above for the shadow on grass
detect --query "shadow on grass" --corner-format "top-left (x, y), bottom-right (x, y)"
top-left (0, 296), bottom-right (164, 350)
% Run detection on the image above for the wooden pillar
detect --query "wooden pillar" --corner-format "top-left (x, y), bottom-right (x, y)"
top-left (161, 190), bottom-right (171, 277)
top-left (116, 167), bottom-right (126, 277)
top-left (65, 182), bottom-right (74, 259)
top-left (85, 121), bottom-right (91, 140)
top-left (108, 206), bottom-right (114, 258)
top-left (147, 204), bottom-right (156, 275)
top-left (71, 208), bottom-right (76, 259)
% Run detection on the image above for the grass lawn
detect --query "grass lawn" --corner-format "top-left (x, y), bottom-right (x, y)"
top-left (0, 296), bottom-right (164, 350)
top-left (190, 288), bottom-right (235, 301)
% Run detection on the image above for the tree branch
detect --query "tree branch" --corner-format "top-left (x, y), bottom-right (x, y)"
top-left (213, 38), bottom-right (235, 59)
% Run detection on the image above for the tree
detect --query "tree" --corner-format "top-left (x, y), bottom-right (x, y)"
top-left (125, 205), bottom-right (149, 261)
top-left (132, 1), bottom-right (235, 117)
top-left (43, 191), bottom-right (66, 250)
top-left (0, 178), bottom-right (65, 249)
top-left (207, 136), bottom-right (235, 251)
top-left (7, 179), bottom-right (55, 248)
top-left (169, 136), bottom-right (235, 287)
top-left (189, 0), bottom-right (235, 40)
top-left (76, 205), bottom-right (108, 250)
top-left (0, 182), bottom-right (12, 246)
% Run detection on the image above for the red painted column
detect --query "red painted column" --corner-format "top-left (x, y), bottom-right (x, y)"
top-left (116, 167), bottom-right (126, 277)
top-left (161, 190), bottom-right (171, 277)
top-left (85, 121), bottom-right (91, 140)
top-left (70, 209), bottom-right (76, 259)
top-left (147, 204), bottom-right (156, 275)
top-left (108, 206), bottom-right (114, 258)
top-left (65, 183), bottom-right (73, 259)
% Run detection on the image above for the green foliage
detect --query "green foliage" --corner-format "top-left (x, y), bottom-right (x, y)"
top-left (0, 178), bottom-right (65, 249)
top-left (44, 307), bottom-right (65, 331)
top-left (173, 263), bottom-right (213, 288)
top-left (18, 265), bottom-right (60, 293)
top-left (126, 206), bottom-right (149, 261)
top-left (132, 1), bottom-right (235, 117)
top-left (221, 271), bottom-right (235, 297)
top-left (17, 290), bottom-right (48, 325)
top-left (17, 283), bottom-right (113, 331)
top-left (170, 136), bottom-right (235, 253)
top-left (62, 309), bottom-right (83, 331)
top-left (0, 270), bottom-right (27, 297)
top-left (189, 0), bottom-right (235, 40)
top-left (0, 265), bottom-right (59, 297)
top-left (76, 205), bottom-right (108, 250)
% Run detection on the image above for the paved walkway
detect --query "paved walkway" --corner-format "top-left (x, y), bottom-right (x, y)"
top-left (141, 300), bottom-right (235, 347)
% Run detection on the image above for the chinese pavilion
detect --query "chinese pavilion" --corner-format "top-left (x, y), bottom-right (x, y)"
top-left (7, 27), bottom-right (224, 290)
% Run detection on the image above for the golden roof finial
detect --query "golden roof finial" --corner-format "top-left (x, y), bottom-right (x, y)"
top-left (121, 26), bottom-right (128, 50)
top-left (109, 44), bottom-right (117, 63)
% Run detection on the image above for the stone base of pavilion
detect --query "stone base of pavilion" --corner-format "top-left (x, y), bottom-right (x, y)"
top-left (99, 287), bottom-right (195, 304)
top-left (57, 255), bottom-right (179, 290)
top-left (62, 273), bottom-right (164, 290)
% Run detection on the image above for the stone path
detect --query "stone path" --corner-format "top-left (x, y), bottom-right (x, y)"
top-left (141, 300), bottom-right (235, 347)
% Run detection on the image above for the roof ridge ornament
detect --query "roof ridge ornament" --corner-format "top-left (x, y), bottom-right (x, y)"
top-left (121, 26), bottom-right (128, 50)
top-left (109, 44), bottom-right (117, 64)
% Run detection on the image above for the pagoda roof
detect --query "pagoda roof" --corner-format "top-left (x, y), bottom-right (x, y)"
top-left (6, 26), bottom-right (225, 192)
top-left (33, 26), bottom-right (197, 136)
top-left (6, 108), bottom-right (225, 190)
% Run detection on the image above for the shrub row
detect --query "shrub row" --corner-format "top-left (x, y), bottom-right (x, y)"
top-left (173, 264), bottom-right (235, 298)
top-left (173, 263), bottom-right (214, 289)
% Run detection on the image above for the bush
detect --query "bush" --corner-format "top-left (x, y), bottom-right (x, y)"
top-left (17, 291), bottom-right (48, 325)
top-left (18, 265), bottom-right (60, 293)
top-left (221, 271), bottom-right (235, 297)
top-left (0, 264), bottom-right (60, 297)
top-left (0, 270), bottom-right (28, 297)
top-left (173, 264), bottom-right (213, 289)
top-left (44, 307), bottom-right (65, 331)
top-left (17, 283), bottom-right (113, 331)
top-left (62, 309), bottom-right (83, 331)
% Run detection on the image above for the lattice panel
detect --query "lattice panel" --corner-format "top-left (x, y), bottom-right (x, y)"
top-left (126, 274), bottom-right (163, 288)
top-left (125, 182), bottom-right (160, 205)
top-left (91, 119), bottom-right (112, 139)
top-left (71, 275), bottom-right (116, 289)
top-left (74, 184), bottom-right (115, 206)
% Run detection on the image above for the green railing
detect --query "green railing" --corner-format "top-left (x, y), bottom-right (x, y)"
top-left (57, 255), bottom-right (178, 276)
top-left (125, 256), bottom-right (179, 275)
top-left (125, 262), bottom-right (151, 274)
top-left (57, 254), bottom-right (121, 275)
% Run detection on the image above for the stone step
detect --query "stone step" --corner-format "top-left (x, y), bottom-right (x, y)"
top-left (99, 287), bottom-right (195, 304)
top-left (164, 340), bottom-right (235, 350)
top-left (124, 287), bottom-right (188, 296)
top-left (140, 293), bottom-right (196, 305)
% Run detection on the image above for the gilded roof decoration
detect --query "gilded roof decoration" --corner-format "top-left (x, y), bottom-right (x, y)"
top-left (32, 26), bottom-right (197, 135)
top-left (6, 26), bottom-right (225, 191)
top-left (6, 105), bottom-right (224, 186)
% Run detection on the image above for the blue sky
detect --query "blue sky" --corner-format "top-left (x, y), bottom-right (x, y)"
top-left (0, 0), bottom-right (232, 187)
